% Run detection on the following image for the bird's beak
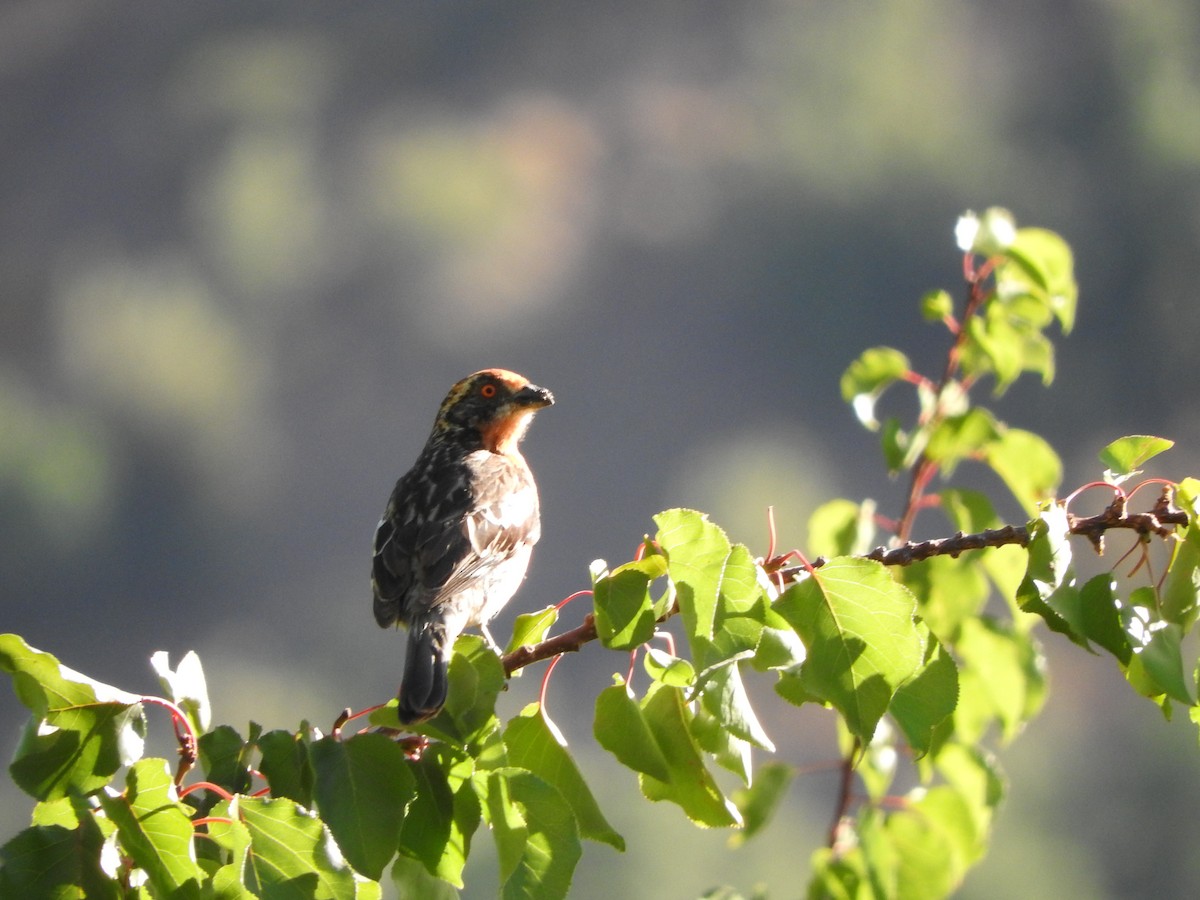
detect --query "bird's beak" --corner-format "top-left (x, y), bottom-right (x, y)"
top-left (514, 383), bottom-right (554, 409)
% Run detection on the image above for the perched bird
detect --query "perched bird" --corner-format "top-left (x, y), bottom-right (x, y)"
top-left (372, 369), bottom-right (554, 724)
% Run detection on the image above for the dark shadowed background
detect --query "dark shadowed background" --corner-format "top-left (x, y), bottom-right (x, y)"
top-left (3, 3), bottom-right (1200, 897)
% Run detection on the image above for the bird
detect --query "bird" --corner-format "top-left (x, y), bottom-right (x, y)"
top-left (371, 368), bottom-right (554, 724)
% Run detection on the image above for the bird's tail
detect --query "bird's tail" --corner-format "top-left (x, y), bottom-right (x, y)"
top-left (397, 617), bottom-right (452, 724)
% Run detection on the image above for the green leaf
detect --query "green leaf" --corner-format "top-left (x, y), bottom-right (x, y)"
top-left (1163, 481), bottom-right (1200, 629)
top-left (690, 702), bottom-right (752, 783)
top-left (1077, 575), bottom-right (1131, 663)
top-left (1098, 435), bottom-right (1174, 480)
top-left (199, 725), bottom-right (255, 798)
top-left (1015, 505), bottom-right (1088, 647)
top-left (984, 428), bottom-right (1061, 515)
top-left (636, 683), bottom-right (740, 827)
top-left (920, 289), bottom-right (953, 322)
top-left (391, 853), bottom-right (460, 900)
top-left (594, 683), bottom-right (672, 784)
top-left (0, 796), bottom-right (117, 899)
top-left (257, 728), bottom-right (315, 807)
top-left (1003, 226), bottom-right (1077, 332)
top-left (890, 633), bottom-right (959, 758)
top-left (99, 758), bottom-right (203, 899)
top-left (399, 747), bottom-right (480, 887)
top-left (840, 347), bottom-right (911, 429)
top-left (150, 649), bottom-right (212, 736)
top-left (310, 733), bottom-right (414, 880)
top-left (503, 704), bottom-right (624, 850)
top-left (505, 606), bottom-right (559, 655)
top-left (492, 769), bottom-right (581, 900)
top-left (235, 795), bottom-right (358, 899)
top-left (953, 618), bottom-right (1045, 744)
top-left (592, 556), bottom-right (666, 650)
top-left (772, 558), bottom-right (925, 741)
top-left (924, 409), bottom-right (1001, 476)
top-left (807, 499), bottom-right (876, 559)
top-left (643, 648), bottom-right (696, 687)
top-left (729, 762), bottom-right (793, 847)
top-left (653, 510), bottom-right (766, 670)
top-left (698, 662), bottom-right (775, 752)
top-left (884, 785), bottom-right (979, 898)
top-left (0, 633), bottom-right (146, 801)
top-left (1123, 596), bottom-right (1193, 705)
top-left (900, 555), bottom-right (989, 644)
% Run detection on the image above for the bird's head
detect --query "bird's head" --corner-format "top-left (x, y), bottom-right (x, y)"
top-left (433, 369), bottom-right (554, 455)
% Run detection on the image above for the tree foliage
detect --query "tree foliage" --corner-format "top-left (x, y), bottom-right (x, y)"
top-left (3, 210), bottom-right (1198, 898)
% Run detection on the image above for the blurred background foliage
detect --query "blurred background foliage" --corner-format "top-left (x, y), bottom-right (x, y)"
top-left (1, 2), bottom-right (1199, 897)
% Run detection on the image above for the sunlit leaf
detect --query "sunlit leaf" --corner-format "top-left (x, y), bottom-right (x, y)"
top-left (151, 649), bottom-right (212, 735)
top-left (506, 606), bottom-right (559, 655)
top-left (503, 704), bottom-right (624, 850)
top-left (636, 684), bottom-right (740, 827)
top-left (1099, 435), bottom-right (1174, 483)
top-left (984, 428), bottom-right (1062, 515)
top-left (592, 556), bottom-right (666, 650)
top-left (310, 734), bottom-right (413, 880)
top-left (890, 633), bottom-right (959, 758)
top-left (772, 557), bottom-right (925, 742)
top-left (593, 684), bottom-right (671, 784)
top-left (236, 795), bottom-right (357, 899)
top-left (99, 758), bottom-right (203, 898)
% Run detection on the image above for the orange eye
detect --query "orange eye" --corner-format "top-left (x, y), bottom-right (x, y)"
top-left (480, 383), bottom-right (498, 399)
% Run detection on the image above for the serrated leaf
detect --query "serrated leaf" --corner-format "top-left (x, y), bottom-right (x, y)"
top-left (592, 557), bottom-right (665, 650)
top-left (1077, 576), bottom-right (1131, 663)
top-left (593, 684), bottom-right (671, 783)
top-left (772, 558), bottom-right (925, 741)
top-left (390, 853), bottom-right (460, 900)
top-left (1098, 435), bottom-right (1174, 479)
top-left (493, 769), bottom-right (581, 900)
top-left (900, 555), bottom-right (989, 644)
top-left (699, 663), bottom-right (775, 752)
top-left (99, 757), bottom-right (203, 898)
top-left (235, 795), bottom-right (358, 899)
top-left (729, 762), bottom-right (793, 847)
top-left (150, 649), bottom-right (212, 736)
top-left (0, 634), bottom-right (146, 801)
top-left (310, 734), bottom-right (414, 880)
top-left (890, 633), bottom-right (959, 758)
top-left (398, 748), bottom-right (479, 887)
top-left (636, 684), bottom-right (740, 827)
top-left (503, 704), bottom-right (624, 850)
top-left (840, 347), bottom-right (911, 429)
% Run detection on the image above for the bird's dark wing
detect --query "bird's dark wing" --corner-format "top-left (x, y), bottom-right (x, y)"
top-left (372, 450), bottom-right (473, 628)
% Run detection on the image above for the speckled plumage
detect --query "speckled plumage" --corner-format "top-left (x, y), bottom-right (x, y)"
top-left (372, 369), bottom-right (553, 724)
